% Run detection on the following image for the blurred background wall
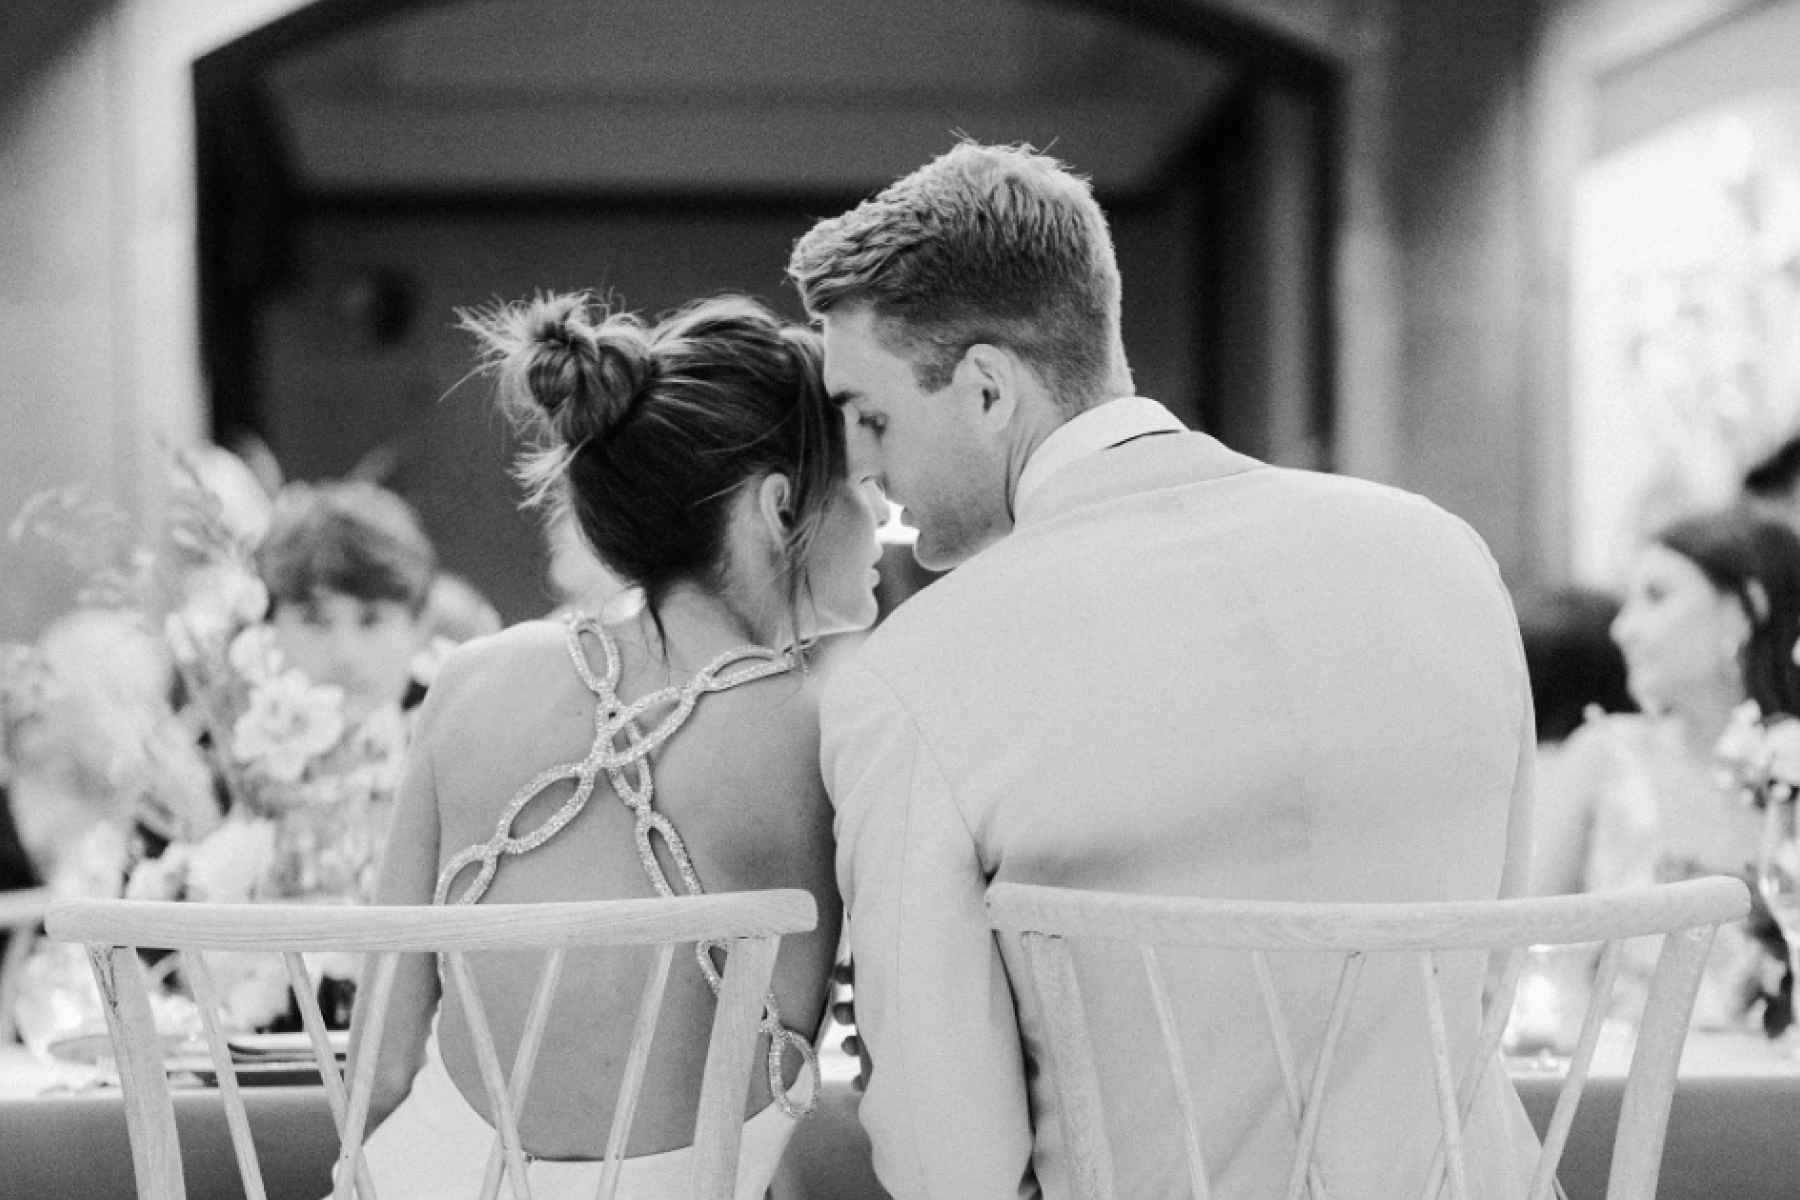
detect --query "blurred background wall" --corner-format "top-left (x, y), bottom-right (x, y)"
top-left (1, 0), bottom-right (1791, 632)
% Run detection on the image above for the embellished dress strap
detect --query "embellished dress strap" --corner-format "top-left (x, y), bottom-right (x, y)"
top-left (432, 613), bottom-right (819, 1119)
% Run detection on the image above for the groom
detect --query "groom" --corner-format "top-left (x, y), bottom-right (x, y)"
top-left (788, 143), bottom-right (1540, 1200)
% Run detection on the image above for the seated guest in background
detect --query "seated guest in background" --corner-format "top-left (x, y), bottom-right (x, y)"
top-left (353, 293), bottom-right (880, 1198)
top-left (1532, 509), bottom-right (1800, 1028)
top-left (1744, 432), bottom-right (1800, 534)
top-left (255, 480), bottom-right (438, 718)
top-left (790, 142), bottom-right (1538, 1200)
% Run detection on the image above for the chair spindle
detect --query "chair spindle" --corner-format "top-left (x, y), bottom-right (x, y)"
top-left (1021, 932), bottom-right (1117, 1200)
top-left (1281, 951), bottom-right (1365, 1200)
top-left (333, 952), bottom-right (400, 1200)
top-left (595, 942), bottom-right (675, 1200)
top-left (1416, 952), bottom-right (1470, 1200)
top-left (444, 951), bottom-right (533, 1200)
top-left (474, 948), bottom-right (569, 1200)
top-left (1606, 924), bottom-right (1717, 1200)
top-left (182, 950), bottom-right (269, 1200)
top-left (1139, 944), bottom-right (1211, 1200)
top-left (1251, 951), bottom-right (1330, 1200)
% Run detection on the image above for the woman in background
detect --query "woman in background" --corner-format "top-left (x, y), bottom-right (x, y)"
top-left (355, 293), bottom-right (881, 1199)
top-left (1533, 508), bottom-right (1800, 1028)
top-left (256, 480), bottom-right (438, 719)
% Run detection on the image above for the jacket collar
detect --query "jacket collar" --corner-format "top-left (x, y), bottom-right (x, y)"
top-left (1013, 396), bottom-right (1189, 512)
top-left (1013, 402), bottom-right (1263, 527)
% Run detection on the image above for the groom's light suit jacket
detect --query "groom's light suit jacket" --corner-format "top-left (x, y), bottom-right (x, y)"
top-left (823, 402), bottom-right (1540, 1200)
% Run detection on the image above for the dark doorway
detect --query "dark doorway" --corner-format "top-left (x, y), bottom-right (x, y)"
top-left (195, 0), bottom-right (1338, 621)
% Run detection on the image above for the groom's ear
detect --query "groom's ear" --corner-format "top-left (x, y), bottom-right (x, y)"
top-left (955, 344), bottom-right (1020, 431)
top-left (754, 472), bottom-right (795, 542)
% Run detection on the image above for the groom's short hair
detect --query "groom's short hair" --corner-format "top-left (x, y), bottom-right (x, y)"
top-left (787, 141), bottom-right (1123, 414)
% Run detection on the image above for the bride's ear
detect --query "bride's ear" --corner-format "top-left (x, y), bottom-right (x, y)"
top-left (754, 473), bottom-right (795, 544)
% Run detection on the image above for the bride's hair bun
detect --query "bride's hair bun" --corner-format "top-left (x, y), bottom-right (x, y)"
top-left (463, 292), bottom-right (652, 448)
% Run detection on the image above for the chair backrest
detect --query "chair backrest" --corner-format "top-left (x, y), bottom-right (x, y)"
top-left (45, 891), bottom-right (817, 1200)
top-left (0, 886), bottom-right (51, 1044)
top-left (986, 876), bottom-right (1751, 1200)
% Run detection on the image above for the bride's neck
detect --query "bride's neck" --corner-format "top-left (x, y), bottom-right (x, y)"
top-left (634, 582), bottom-right (787, 669)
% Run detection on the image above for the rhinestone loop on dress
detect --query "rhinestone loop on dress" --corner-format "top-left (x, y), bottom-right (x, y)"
top-left (431, 614), bottom-right (820, 1119)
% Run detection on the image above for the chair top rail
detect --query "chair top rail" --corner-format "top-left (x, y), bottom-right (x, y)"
top-left (0, 886), bottom-right (53, 927)
top-left (46, 892), bottom-right (816, 952)
top-left (986, 878), bottom-right (1750, 951)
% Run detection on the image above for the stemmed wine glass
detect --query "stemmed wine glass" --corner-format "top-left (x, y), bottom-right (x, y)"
top-left (1757, 797), bottom-right (1800, 1049)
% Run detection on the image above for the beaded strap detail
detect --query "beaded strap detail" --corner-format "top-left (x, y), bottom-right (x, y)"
top-left (434, 613), bottom-right (820, 1119)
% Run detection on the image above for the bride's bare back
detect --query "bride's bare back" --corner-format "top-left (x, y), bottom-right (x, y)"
top-left (370, 616), bottom-right (840, 1159)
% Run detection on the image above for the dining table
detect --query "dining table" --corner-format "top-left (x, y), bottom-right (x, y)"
top-left (2, 1030), bottom-right (1796, 1199)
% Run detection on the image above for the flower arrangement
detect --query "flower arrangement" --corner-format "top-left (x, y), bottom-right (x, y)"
top-left (1714, 699), bottom-right (1800, 809)
top-left (132, 614), bottom-right (409, 910)
top-left (4, 450), bottom-right (417, 1035)
top-left (1713, 695), bottom-right (1800, 1038)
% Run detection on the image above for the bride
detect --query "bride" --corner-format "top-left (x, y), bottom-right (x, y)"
top-left (351, 292), bottom-right (882, 1198)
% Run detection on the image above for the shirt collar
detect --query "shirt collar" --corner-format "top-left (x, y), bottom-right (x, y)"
top-left (1013, 396), bottom-right (1188, 512)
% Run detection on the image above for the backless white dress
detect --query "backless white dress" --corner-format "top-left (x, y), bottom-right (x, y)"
top-left (356, 616), bottom-right (820, 1199)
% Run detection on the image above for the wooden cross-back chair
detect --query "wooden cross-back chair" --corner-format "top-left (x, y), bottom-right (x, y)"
top-left (45, 891), bottom-right (817, 1200)
top-left (987, 876), bottom-right (1751, 1200)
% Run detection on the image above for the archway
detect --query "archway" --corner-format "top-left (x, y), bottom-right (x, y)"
top-left (194, 0), bottom-right (1339, 619)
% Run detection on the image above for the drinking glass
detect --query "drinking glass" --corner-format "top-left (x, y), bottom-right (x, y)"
top-left (1757, 798), bottom-right (1800, 1045)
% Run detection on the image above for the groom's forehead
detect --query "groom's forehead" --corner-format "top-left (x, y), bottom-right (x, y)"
top-left (823, 321), bottom-right (922, 397)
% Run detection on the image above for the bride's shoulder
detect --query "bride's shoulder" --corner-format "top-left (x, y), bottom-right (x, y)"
top-left (669, 657), bottom-right (818, 782)
top-left (694, 656), bottom-right (820, 740)
top-left (432, 619), bottom-right (568, 688)
top-left (411, 619), bottom-right (574, 731)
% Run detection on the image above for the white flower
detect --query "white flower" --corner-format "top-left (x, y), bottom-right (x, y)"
top-left (226, 625), bottom-right (282, 684)
top-left (163, 612), bottom-right (202, 667)
top-left (184, 817), bottom-right (275, 903)
top-left (47, 821), bottom-right (128, 900)
top-left (408, 636), bottom-right (458, 688)
top-left (1713, 700), bottom-right (1800, 806)
top-left (216, 953), bottom-right (292, 1031)
top-left (226, 572), bottom-right (270, 626)
top-left (341, 762), bottom-right (392, 805)
top-left (173, 568), bottom-right (268, 652)
top-left (172, 588), bottom-right (234, 652)
top-left (125, 844), bottom-right (192, 901)
top-left (346, 704), bottom-right (407, 767)
top-left (1715, 700), bottom-right (1771, 789)
top-left (1718, 700), bottom-right (1767, 763)
top-left (232, 671), bottom-right (346, 784)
